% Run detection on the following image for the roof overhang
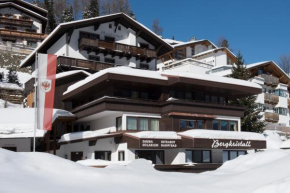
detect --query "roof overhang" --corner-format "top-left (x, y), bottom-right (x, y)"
top-left (0, 0), bottom-right (47, 16)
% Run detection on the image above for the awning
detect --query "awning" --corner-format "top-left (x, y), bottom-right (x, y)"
top-left (167, 112), bottom-right (216, 119)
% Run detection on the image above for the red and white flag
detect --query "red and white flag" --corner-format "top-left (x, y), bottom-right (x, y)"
top-left (37, 54), bottom-right (57, 130)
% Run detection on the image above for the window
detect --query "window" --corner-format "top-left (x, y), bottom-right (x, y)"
top-left (177, 91), bottom-right (185, 99)
top-left (180, 120), bottom-right (196, 130)
top-left (105, 36), bottom-right (115, 42)
top-left (185, 150), bottom-right (211, 163)
top-left (131, 91), bottom-right (139, 99)
top-left (27, 41), bottom-right (37, 48)
top-left (116, 117), bottom-right (122, 131)
top-left (104, 58), bottom-right (115, 64)
top-left (95, 151), bottom-right (111, 161)
top-left (140, 63), bottom-right (149, 69)
top-left (150, 119), bottom-right (159, 131)
top-left (140, 92), bottom-right (148, 99)
top-left (221, 120), bottom-right (228, 131)
top-left (185, 92), bottom-right (192, 100)
top-left (174, 48), bottom-right (186, 60)
top-left (205, 94), bottom-right (211, 102)
top-left (118, 26), bottom-right (121, 30)
top-left (229, 121), bottom-right (238, 131)
top-left (223, 150), bottom-right (246, 163)
top-left (109, 24), bottom-right (112, 28)
top-left (127, 117), bottom-right (159, 131)
top-left (257, 103), bottom-right (264, 112)
top-left (88, 55), bottom-right (100, 61)
top-left (127, 117), bottom-right (137, 130)
top-left (211, 95), bottom-right (218, 103)
top-left (118, 151), bottom-right (125, 161)
top-left (213, 120), bottom-right (219, 130)
top-left (191, 46), bottom-right (195, 56)
top-left (277, 107), bottom-right (287, 116)
top-left (275, 89), bottom-right (288, 98)
top-left (139, 118), bottom-right (149, 131)
top-left (140, 43), bottom-right (149, 49)
top-left (219, 96), bottom-right (225, 104)
top-left (197, 120), bottom-right (203, 129)
top-left (169, 91), bottom-right (176, 98)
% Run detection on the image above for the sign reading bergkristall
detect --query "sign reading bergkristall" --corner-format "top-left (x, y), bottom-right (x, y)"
top-left (140, 139), bottom-right (180, 148)
top-left (211, 139), bottom-right (251, 148)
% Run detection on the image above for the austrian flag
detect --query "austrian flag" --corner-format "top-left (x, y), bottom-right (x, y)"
top-left (37, 54), bottom-right (57, 131)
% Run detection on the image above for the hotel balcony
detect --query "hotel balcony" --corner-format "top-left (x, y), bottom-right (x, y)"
top-left (57, 56), bottom-right (115, 72)
top-left (0, 17), bottom-right (33, 27)
top-left (79, 38), bottom-right (157, 59)
top-left (264, 112), bottom-right (279, 123)
top-left (264, 93), bottom-right (279, 104)
top-left (0, 29), bottom-right (47, 40)
top-left (259, 74), bottom-right (279, 86)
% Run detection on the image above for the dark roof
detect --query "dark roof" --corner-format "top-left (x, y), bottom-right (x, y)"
top-left (20, 13), bottom-right (173, 68)
top-left (0, 0), bottom-right (47, 16)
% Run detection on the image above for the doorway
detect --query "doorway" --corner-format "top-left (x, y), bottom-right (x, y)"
top-left (71, 151), bottom-right (83, 162)
top-left (135, 150), bottom-right (164, 164)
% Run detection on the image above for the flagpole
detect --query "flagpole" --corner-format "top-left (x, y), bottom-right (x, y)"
top-left (33, 52), bottom-right (38, 152)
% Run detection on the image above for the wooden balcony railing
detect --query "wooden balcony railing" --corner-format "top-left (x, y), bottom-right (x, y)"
top-left (265, 112), bottom-right (279, 123)
top-left (0, 17), bottom-right (33, 27)
top-left (264, 93), bottom-right (279, 104)
top-left (79, 38), bottom-right (157, 58)
top-left (57, 56), bottom-right (115, 71)
top-left (0, 29), bottom-right (47, 40)
top-left (259, 74), bottom-right (279, 86)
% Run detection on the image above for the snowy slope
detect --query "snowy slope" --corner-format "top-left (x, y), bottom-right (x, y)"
top-left (0, 149), bottom-right (290, 193)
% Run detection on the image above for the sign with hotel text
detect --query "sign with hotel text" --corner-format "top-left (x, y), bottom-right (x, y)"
top-left (140, 139), bottom-right (181, 149)
top-left (211, 139), bottom-right (251, 149)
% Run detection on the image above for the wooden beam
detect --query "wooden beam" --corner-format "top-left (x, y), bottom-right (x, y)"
top-left (53, 124), bottom-right (56, 155)
top-left (156, 45), bottom-right (163, 54)
top-left (94, 22), bottom-right (100, 31)
top-left (136, 30), bottom-right (142, 37)
top-left (46, 130), bottom-right (50, 153)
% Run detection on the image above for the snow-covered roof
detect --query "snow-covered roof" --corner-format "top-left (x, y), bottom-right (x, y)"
top-left (280, 140), bottom-right (290, 149)
top-left (0, 82), bottom-right (23, 91)
top-left (58, 127), bottom-right (118, 143)
top-left (126, 131), bottom-right (182, 139)
top-left (179, 129), bottom-right (266, 141)
top-left (172, 39), bottom-right (217, 49)
top-left (162, 38), bottom-right (184, 45)
top-left (56, 70), bottom-right (91, 80)
top-left (161, 71), bottom-right (262, 90)
top-left (0, 2), bottom-right (47, 20)
top-left (192, 47), bottom-right (236, 58)
top-left (63, 66), bottom-right (167, 95)
top-left (247, 61), bottom-right (290, 79)
top-left (20, 13), bottom-right (173, 68)
top-left (0, 108), bottom-right (75, 138)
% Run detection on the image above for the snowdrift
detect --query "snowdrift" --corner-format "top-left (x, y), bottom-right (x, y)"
top-left (0, 149), bottom-right (290, 193)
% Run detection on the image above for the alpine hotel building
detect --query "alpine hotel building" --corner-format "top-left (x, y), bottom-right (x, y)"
top-left (19, 13), bottom-right (266, 172)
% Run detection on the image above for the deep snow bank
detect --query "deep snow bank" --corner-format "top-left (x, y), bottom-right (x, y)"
top-left (0, 149), bottom-right (290, 193)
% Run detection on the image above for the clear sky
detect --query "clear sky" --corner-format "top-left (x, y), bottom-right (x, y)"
top-left (130, 0), bottom-right (290, 64)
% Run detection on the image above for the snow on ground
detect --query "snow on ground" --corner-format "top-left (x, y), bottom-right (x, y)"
top-left (0, 99), bottom-right (22, 108)
top-left (0, 68), bottom-right (31, 86)
top-left (0, 149), bottom-right (290, 193)
top-left (280, 140), bottom-right (290, 149)
top-left (77, 159), bottom-right (132, 166)
top-left (263, 130), bottom-right (283, 149)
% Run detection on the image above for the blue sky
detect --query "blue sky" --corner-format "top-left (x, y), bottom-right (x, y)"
top-left (130, 0), bottom-right (290, 64)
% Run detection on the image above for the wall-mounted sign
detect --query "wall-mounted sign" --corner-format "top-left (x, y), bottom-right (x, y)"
top-left (140, 139), bottom-right (181, 149)
top-left (211, 139), bottom-right (251, 149)
top-left (101, 31), bottom-right (124, 39)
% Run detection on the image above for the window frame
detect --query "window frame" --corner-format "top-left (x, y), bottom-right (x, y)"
top-left (118, 151), bottom-right (125, 161)
top-left (126, 116), bottom-right (159, 131)
top-left (116, 117), bottom-right (122, 131)
top-left (185, 150), bottom-right (211, 163)
top-left (94, 151), bottom-right (111, 161)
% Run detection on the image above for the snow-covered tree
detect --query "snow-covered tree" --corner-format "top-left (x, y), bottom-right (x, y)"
top-left (83, 0), bottom-right (99, 19)
top-left (6, 68), bottom-right (21, 87)
top-left (45, 0), bottom-right (57, 33)
top-left (61, 6), bottom-right (74, 22)
top-left (229, 52), bottom-right (265, 133)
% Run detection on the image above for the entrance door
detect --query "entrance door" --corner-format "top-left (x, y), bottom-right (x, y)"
top-left (2, 147), bottom-right (17, 152)
top-left (71, 152), bottom-right (83, 162)
top-left (135, 150), bottom-right (164, 164)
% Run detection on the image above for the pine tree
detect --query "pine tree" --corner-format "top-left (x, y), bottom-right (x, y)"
top-left (45, 0), bottom-right (57, 33)
top-left (229, 52), bottom-right (265, 133)
top-left (6, 68), bottom-right (21, 87)
top-left (83, 0), bottom-right (99, 19)
top-left (61, 6), bottom-right (74, 23)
